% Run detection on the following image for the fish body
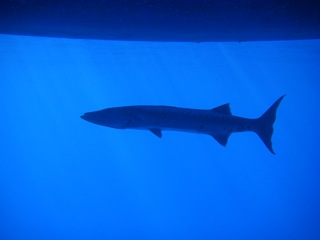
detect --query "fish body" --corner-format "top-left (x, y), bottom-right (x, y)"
top-left (81, 96), bottom-right (285, 154)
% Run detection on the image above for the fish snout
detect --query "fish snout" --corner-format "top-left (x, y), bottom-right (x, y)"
top-left (80, 113), bottom-right (90, 122)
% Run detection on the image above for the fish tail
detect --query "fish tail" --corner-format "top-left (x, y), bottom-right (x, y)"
top-left (254, 95), bottom-right (285, 154)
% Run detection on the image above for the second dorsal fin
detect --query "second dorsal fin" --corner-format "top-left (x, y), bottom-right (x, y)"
top-left (211, 103), bottom-right (232, 115)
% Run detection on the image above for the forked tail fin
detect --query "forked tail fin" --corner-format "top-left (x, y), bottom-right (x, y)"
top-left (254, 95), bottom-right (285, 154)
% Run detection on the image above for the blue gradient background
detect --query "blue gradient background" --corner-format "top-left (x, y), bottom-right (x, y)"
top-left (0, 34), bottom-right (319, 239)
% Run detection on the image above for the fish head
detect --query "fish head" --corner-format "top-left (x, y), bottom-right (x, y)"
top-left (81, 107), bottom-right (132, 129)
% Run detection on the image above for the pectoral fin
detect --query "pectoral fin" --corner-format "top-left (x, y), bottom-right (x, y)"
top-left (149, 128), bottom-right (162, 138)
top-left (212, 134), bottom-right (230, 146)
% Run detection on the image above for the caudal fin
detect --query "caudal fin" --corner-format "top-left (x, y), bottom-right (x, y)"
top-left (254, 95), bottom-right (285, 154)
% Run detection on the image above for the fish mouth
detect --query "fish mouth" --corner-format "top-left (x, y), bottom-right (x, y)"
top-left (80, 112), bottom-right (97, 124)
top-left (80, 113), bottom-right (89, 121)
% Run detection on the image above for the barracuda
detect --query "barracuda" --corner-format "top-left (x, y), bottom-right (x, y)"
top-left (81, 96), bottom-right (285, 154)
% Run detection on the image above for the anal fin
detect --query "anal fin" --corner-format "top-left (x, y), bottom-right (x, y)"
top-left (149, 128), bottom-right (162, 138)
top-left (212, 134), bottom-right (230, 146)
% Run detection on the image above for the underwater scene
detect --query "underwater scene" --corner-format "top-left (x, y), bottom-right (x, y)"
top-left (0, 34), bottom-right (320, 239)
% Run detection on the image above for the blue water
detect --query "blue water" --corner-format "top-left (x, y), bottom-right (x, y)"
top-left (1, 34), bottom-right (319, 239)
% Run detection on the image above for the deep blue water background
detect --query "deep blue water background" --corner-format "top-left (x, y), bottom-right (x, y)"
top-left (0, 34), bottom-right (320, 239)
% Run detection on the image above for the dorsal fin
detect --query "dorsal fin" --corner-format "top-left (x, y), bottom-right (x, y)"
top-left (211, 103), bottom-right (232, 115)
